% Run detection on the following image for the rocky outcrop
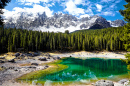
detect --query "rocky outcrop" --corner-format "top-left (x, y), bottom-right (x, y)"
top-left (108, 20), bottom-right (126, 27)
top-left (89, 16), bottom-right (111, 29)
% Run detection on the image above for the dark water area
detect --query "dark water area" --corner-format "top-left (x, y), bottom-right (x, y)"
top-left (38, 58), bottom-right (128, 82)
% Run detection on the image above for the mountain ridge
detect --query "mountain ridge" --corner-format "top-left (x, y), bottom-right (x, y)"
top-left (4, 12), bottom-right (126, 32)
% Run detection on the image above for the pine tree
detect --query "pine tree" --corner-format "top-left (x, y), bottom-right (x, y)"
top-left (0, 0), bottom-right (11, 26)
top-left (120, 0), bottom-right (130, 69)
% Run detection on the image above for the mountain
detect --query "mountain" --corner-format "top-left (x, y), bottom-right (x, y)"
top-left (4, 12), bottom-right (126, 32)
top-left (108, 20), bottom-right (126, 27)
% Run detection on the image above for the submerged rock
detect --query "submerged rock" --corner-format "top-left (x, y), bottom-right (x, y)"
top-left (95, 80), bottom-right (114, 86)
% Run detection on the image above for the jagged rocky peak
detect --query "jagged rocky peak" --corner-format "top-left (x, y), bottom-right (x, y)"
top-left (80, 15), bottom-right (111, 29)
top-left (92, 16), bottom-right (111, 29)
top-left (4, 12), bottom-right (126, 32)
top-left (109, 19), bottom-right (126, 27)
top-left (91, 15), bottom-right (100, 18)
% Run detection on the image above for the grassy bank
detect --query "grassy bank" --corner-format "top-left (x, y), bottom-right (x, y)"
top-left (17, 59), bottom-right (68, 84)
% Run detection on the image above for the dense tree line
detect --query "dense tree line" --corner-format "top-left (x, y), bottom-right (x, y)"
top-left (0, 26), bottom-right (126, 53)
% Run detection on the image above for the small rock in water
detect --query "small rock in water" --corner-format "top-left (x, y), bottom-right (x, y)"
top-left (95, 80), bottom-right (114, 86)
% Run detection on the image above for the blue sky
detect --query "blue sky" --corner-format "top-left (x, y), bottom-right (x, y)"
top-left (4, 0), bottom-right (127, 21)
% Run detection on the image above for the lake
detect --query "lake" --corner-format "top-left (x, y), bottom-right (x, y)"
top-left (36, 57), bottom-right (128, 85)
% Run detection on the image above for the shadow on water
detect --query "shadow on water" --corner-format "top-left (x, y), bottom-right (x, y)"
top-left (37, 57), bottom-right (128, 83)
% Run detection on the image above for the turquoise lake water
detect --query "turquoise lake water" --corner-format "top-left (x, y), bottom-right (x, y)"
top-left (37, 57), bottom-right (128, 83)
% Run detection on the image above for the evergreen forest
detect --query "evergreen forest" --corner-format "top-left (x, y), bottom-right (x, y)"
top-left (0, 26), bottom-right (126, 53)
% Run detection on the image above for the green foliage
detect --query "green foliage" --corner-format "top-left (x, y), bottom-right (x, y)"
top-left (0, 27), bottom-right (126, 53)
top-left (65, 30), bottom-right (69, 34)
top-left (120, 0), bottom-right (130, 71)
top-left (0, 0), bottom-right (11, 26)
top-left (119, 0), bottom-right (130, 23)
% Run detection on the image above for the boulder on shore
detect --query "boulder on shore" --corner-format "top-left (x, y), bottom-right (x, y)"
top-left (95, 80), bottom-right (114, 86)
top-left (0, 57), bottom-right (5, 59)
top-left (0, 60), bottom-right (4, 63)
top-left (33, 52), bottom-right (39, 56)
top-left (14, 53), bottom-right (20, 57)
top-left (26, 53), bottom-right (33, 56)
top-left (8, 59), bottom-right (15, 63)
top-left (38, 57), bottom-right (47, 61)
top-left (47, 57), bottom-right (50, 59)
top-left (57, 57), bottom-right (61, 60)
top-left (20, 54), bottom-right (25, 57)
top-left (31, 63), bottom-right (39, 66)
top-left (118, 79), bottom-right (129, 85)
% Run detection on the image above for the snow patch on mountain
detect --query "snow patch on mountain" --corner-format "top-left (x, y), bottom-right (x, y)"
top-left (4, 12), bottom-right (126, 33)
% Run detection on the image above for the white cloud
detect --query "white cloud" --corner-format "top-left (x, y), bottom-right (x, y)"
top-left (64, 0), bottom-right (85, 16)
top-left (74, 0), bottom-right (82, 5)
top-left (4, 4), bottom-right (53, 18)
top-left (24, 3), bottom-right (33, 6)
top-left (101, 0), bottom-right (114, 3)
top-left (101, 11), bottom-right (115, 16)
top-left (80, 14), bottom-right (90, 18)
top-left (85, 5), bottom-right (94, 16)
top-left (43, 2), bottom-right (55, 7)
top-left (17, 0), bottom-right (49, 4)
top-left (96, 4), bottom-right (102, 12)
top-left (115, 0), bottom-right (122, 3)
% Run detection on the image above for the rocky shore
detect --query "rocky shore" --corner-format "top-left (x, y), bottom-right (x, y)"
top-left (0, 51), bottom-right (129, 86)
top-left (0, 52), bottom-right (61, 86)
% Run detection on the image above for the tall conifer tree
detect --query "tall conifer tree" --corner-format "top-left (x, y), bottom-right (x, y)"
top-left (120, 0), bottom-right (130, 69)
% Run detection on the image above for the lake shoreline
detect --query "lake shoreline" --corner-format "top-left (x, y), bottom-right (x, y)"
top-left (0, 51), bottom-right (129, 86)
top-left (49, 51), bottom-right (127, 59)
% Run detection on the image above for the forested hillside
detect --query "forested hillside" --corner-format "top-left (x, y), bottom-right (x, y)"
top-left (0, 27), bottom-right (126, 53)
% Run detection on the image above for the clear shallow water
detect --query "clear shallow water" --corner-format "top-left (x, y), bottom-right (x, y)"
top-left (37, 58), bottom-right (128, 83)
